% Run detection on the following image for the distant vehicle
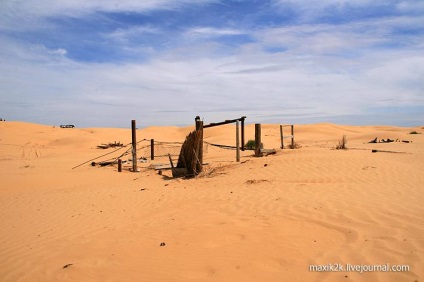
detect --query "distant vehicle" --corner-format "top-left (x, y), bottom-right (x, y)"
top-left (0, 118), bottom-right (3, 121)
top-left (60, 125), bottom-right (75, 128)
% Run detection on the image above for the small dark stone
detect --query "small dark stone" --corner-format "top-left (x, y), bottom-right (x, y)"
top-left (160, 242), bottom-right (166, 247)
top-left (264, 164), bottom-right (268, 167)
top-left (158, 170), bottom-right (162, 175)
top-left (63, 264), bottom-right (73, 269)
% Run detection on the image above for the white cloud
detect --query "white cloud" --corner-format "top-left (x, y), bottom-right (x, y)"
top-left (2, 10), bottom-right (424, 126)
top-left (107, 26), bottom-right (160, 40)
top-left (2, 31), bottom-right (422, 127)
top-left (273, 0), bottom-right (401, 10)
top-left (253, 15), bottom-right (424, 55)
top-left (0, 0), bottom-right (218, 31)
top-left (397, 0), bottom-right (424, 13)
top-left (1, 0), bottom-right (217, 16)
top-left (272, 0), bottom-right (424, 24)
top-left (31, 45), bottom-right (68, 57)
top-left (187, 27), bottom-right (245, 36)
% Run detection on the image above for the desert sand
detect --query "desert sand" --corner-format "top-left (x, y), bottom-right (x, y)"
top-left (0, 121), bottom-right (423, 281)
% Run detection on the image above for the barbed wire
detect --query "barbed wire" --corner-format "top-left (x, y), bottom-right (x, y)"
top-left (73, 138), bottom-right (246, 169)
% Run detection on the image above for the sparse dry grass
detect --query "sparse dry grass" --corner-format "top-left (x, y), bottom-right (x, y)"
top-left (245, 179), bottom-right (270, 185)
top-left (287, 142), bottom-right (301, 149)
top-left (195, 164), bottom-right (226, 178)
top-left (335, 134), bottom-right (348, 150)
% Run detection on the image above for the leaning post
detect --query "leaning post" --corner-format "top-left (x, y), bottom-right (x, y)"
top-left (131, 120), bottom-right (138, 172)
top-left (291, 125), bottom-right (295, 149)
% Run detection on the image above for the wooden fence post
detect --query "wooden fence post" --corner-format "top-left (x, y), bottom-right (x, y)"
top-left (118, 159), bottom-right (122, 172)
top-left (291, 125), bottom-right (295, 148)
top-left (150, 139), bottom-right (155, 160)
top-left (131, 120), bottom-right (138, 172)
top-left (236, 121), bottom-right (240, 162)
top-left (196, 120), bottom-right (204, 171)
top-left (280, 125), bottom-right (284, 149)
top-left (255, 123), bottom-right (262, 157)
top-left (195, 116), bottom-right (201, 130)
top-left (241, 116), bottom-right (245, 151)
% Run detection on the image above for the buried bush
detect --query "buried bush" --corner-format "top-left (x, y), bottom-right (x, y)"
top-left (409, 131), bottom-right (420, 134)
top-left (335, 134), bottom-right (348, 150)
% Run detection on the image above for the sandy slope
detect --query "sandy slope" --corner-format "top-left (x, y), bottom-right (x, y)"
top-left (0, 121), bottom-right (423, 281)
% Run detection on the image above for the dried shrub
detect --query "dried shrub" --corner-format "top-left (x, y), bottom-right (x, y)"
top-left (196, 164), bottom-right (226, 179)
top-left (176, 129), bottom-right (203, 176)
top-left (287, 142), bottom-right (301, 149)
top-left (245, 179), bottom-right (270, 184)
top-left (336, 135), bottom-right (348, 150)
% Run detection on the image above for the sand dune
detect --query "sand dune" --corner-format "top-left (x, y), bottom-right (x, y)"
top-left (1, 121), bottom-right (423, 281)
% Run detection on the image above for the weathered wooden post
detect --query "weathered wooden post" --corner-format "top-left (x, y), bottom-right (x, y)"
top-left (118, 159), bottom-right (122, 172)
top-left (280, 125), bottom-right (284, 149)
top-left (291, 124), bottom-right (295, 149)
top-left (195, 119), bottom-right (204, 172)
top-left (241, 116), bottom-right (246, 151)
top-left (195, 116), bottom-right (201, 129)
top-left (255, 123), bottom-right (262, 157)
top-left (131, 120), bottom-right (138, 172)
top-left (236, 120), bottom-right (240, 162)
top-left (150, 139), bottom-right (155, 160)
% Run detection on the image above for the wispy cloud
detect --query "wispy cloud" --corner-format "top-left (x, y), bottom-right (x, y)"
top-left (187, 27), bottom-right (245, 36)
top-left (0, 0), bottom-right (219, 31)
top-left (106, 26), bottom-right (161, 41)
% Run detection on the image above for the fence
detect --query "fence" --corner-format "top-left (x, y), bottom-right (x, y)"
top-left (130, 139), bottom-right (242, 165)
top-left (280, 124), bottom-right (295, 149)
top-left (139, 140), bottom-right (183, 160)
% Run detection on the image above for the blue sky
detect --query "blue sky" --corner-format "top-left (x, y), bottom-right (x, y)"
top-left (0, 0), bottom-right (423, 127)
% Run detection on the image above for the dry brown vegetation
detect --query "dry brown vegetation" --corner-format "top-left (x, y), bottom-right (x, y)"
top-left (335, 134), bottom-right (348, 150)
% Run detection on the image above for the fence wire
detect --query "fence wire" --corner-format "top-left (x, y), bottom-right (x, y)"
top-left (145, 141), bottom-right (183, 159)
top-left (201, 141), bottom-right (252, 163)
top-left (74, 137), bottom-right (248, 169)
